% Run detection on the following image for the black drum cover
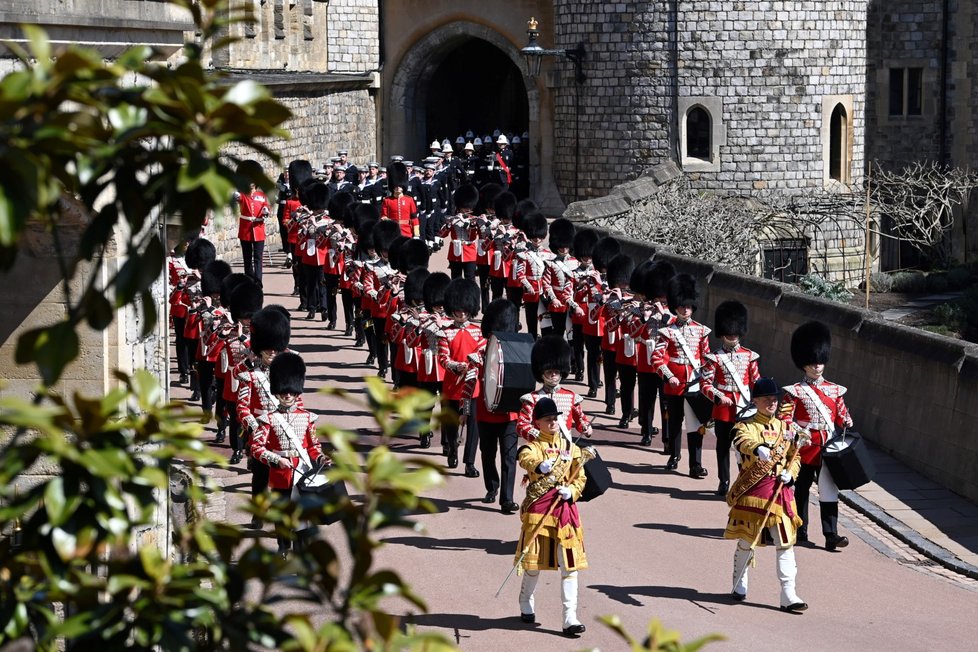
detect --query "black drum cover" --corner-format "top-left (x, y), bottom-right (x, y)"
top-left (483, 332), bottom-right (536, 413)
top-left (580, 449), bottom-right (612, 502)
top-left (822, 430), bottom-right (876, 490)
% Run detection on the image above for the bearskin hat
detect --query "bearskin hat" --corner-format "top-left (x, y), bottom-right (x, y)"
top-left (229, 280), bottom-right (264, 322)
top-left (479, 183), bottom-right (503, 214)
top-left (200, 260), bottom-right (232, 296)
top-left (269, 352), bottom-right (305, 396)
top-left (185, 237), bottom-right (216, 271)
top-left (444, 278), bottom-right (481, 317)
top-left (514, 198), bottom-right (538, 231)
top-left (629, 260), bottom-right (654, 298)
top-left (264, 304), bottom-right (291, 324)
top-left (404, 269), bottom-right (430, 304)
top-left (493, 191), bottom-right (518, 222)
top-left (304, 181), bottom-right (330, 211)
top-left (531, 334), bottom-right (572, 382)
top-left (666, 273), bottom-right (699, 313)
top-left (220, 273), bottom-right (251, 308)
top-left (250, 307), bottom-right (291, 354)
top-left (288, 160), bottom-right (314, 196)
top-left (548, 218), bottom-right (576, 252)
top-left (607, 254), bottom-right (635, 289)
top-left (644, 260), bottom-right (676, 301)
top-left (423, 272), bottom-right (451, 312)
top-left (328, 191), bottom-right (355, 220)
top-left (573, 228), bottom-right (599, 260)
top-left (591, 236), bottom-right (621, 273)
top-left (387, 236), bottom-right (410, 272)
top-left (522, 212), bottom-right (549, 240)
top-left (371, 219), bottom-right (402, 254)
top-left (454, 183), bottom-right (480, 211)
top-left (387, 161), bottom-right (409, 192)
top-left (237, 159), bottom-right (264, 186)
top-left (790, 320), bottom-right (831, 369)
top-left (481, 298), bottom-right (519, 338)
top-left (714, 300), bottom-right (749, 338)
top-left (350, 203), bottom-right (378, 234)
top-left (397, 238), bottom-right (430, 274)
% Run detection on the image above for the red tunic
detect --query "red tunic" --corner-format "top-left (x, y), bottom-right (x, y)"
top-left (362, 259), bottom-right (399, 319)
top-left (700, 345), bottom-right (761, 422)
top-left (440, 213), bottom-right (479, 263)
top-left (653, 319), bottom-right (711, 397)
top-left (381, 197), bottom-right (419, 237)
top-left (779, 379), bottom-right (853, 465)
top-left (236, 190), bottom-right (269, 241)
top-left (634, 301), bottom-right (673, 374)
top-left (516, 386), bottom-right (591, 441)
top-left (438, 322), bottom-right (484, 401)
top-left (251, 408), bottom-right (324, 490)
top-left (516, 245), bottom-right (554, 302)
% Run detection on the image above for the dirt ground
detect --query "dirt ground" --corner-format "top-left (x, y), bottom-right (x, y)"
top-left (845, 290), bottom-right (962, 337)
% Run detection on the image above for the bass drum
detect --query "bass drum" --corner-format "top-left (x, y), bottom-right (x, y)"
top-left (483, 332), bottom-right (536, 413)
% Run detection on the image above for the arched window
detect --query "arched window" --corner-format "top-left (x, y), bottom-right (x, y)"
top-left (686, 106), bottom-right (711, 161)
top-left (829, 103), bottom-right (848, 183)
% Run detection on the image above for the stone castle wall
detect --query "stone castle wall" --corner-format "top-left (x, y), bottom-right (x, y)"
top-left (327, 0), bottom-right (380, 73)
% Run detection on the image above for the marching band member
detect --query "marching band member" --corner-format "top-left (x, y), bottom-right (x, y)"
top-left (382, 162), bottom-right (420, 238)
top-left (285, 160), bottom-right (314, 301)
top-left (233, 159), bottom-right (271, 286)
top-left (487, 191), bottom-right (522, 304)
top-left (474, 184), bottom-right (502, 312)
top-left (517, 335), bottom-right (592, 442)
top-left (514, 212), bottom-right (554, 339)
top-left (634, 260), bottom-right (674, 446)
top-left (701, 301), bottom-right (760, 497)
top-left (540, 218), bottom-right (579, 338)
top-left (600, 254), bottom-right (636, 421)
top-left (581, 237), bottom-right (620, 398)
top-left (362, 219), bottom-right (403, 379)
top-left (195, 260), bottom-right (233, 420)
top-left (724, 377), bottom-right (807, 612)
top-left (181, 238), bottom-right (218, 400)
top-left (349, 212), bottom-right (379, 355)
top-left (570, 229), bottom-right (599, 385)
top-left (440, 184), bottom-right (480, 281)
top-left (389, 269), bottom-right (430, 397)
top-left (297, 182), bottom-right (332, 321)
top-left (321, 192), bottom-right (356, 330)
top-left (215, 275), bottom-right (258, 459)
top-left (416, 272), bottom-right (452, 450)
top-left (168, 239), bottom-right (194, 386)
top-left (780, 321), bottom-right (854, 551)
top-left (653, 274), bottom-right (713, 477)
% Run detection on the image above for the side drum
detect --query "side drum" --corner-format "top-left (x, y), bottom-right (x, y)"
top-left (483, 332), bottom-right (536, 413)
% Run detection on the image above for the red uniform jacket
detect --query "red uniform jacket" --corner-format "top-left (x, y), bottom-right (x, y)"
top-left (541, 254), bottom-right (581, 316)
top-left (251, 407), bottom-right (324, 490)
top-left (517, 386), bottom-right (591, 441)
top-left (780, 378), bottom-right (853, 466)
top-left (236, 190), bottom-right (269, 241)
top-left (438, 322), bottom-right (484, 401)
top-left (700, 344), bottom-right (761, 422)
top-left (381, 198), bottom-right (419, 237)
top-left (516, 245), bottom-right (554, 302)
top-left (653, 319), bottom-right (711, 397)
top-left (634, 301), bottom-right (673, 374)
top-left (362, 259), bottom-right (399, 319)
top-left (440, 213), bottom-right (479, 263)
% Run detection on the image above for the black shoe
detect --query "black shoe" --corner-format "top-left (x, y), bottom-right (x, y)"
top-left (354, 336), bottom-right (365, 347)
top-left (604, 405), bottom-right (614, 415)
top-left (214, 429), bottom-right (226, 444)
top-left (562, 624), bottom-right (586, 637)
top-left (292, 288), bottom-right (300, 296)
top-left (650, 426), bottom-right (660, 435)
top-left (249, 517), bottom-right (262, 529)
top-left (482, 491), bottom-right (496, 504)
top-left (520, 613), bottom-right (535, 624)
top-left (366, 354), bottom-right (376, 366)
top-left (297, 303), bottom-right (307, 311)
top-left (321, 312), bottom-right (329, 323)
top-left (730, 591), bottom-right (746, 602)
top-left (420, 434), bottom-right (432, 449)
top-left (585, 388), bottom-right (598, 399)
top-left (690, 466), bottom-right (709, 479)
top-left (665, 455), bottom-right (680, 470)
top-left (640, 434), bottom-right (652, 446)
top-left (447, 452), bottom-right (458, 469)
top-left (780, 602), bottom-right (809, 613)
top-left (501, 501), bottom-right (519, 514)
top-left (618, 415), bottom-right (630, 428)
top-left (344, 327), bottom-right (353, 337)
top-left (574, 372), bottom-right (583, 382)
top-left (464, 464), bottom-right (480, 478)
top-left (190, 390), bottom-right (201, 402)
top-left (230, 450), bottom-right (243, 464)
top-left (306, 311), bottom-right (315, 320)
top-left (178, 373), bottom-right (189, 385)
top-left (378, 366), bottom-right (388, 379)
top-left (598, 381), bottom-right (604, 388)
top-left (825, 534), bottom-right (849, 551)
top-left (716, 481), bottom-right (729, 497)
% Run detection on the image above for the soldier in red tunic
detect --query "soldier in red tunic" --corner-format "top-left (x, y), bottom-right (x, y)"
top-left (581, 237), bottom-right (620, 399)
top-left (514, 213), bottom-right (554, 338)
top-left (653, 274), bottom-right (713, 477)
top-left (701, 301), bottom-right (761, 497)
top-left (233, 159), bottom-right (271, 286)
top-left (780, 321), bottom-right (854, 551)
top-left (540, 218), bottom-right (579, 338)
top-left (362, 219), bottom-right (403, 379)
top-left (517, 335), bottom-right (592, 443)
top-left (601, 254), bottom-right (637, 423)
top-left (569, 229), bottom-right (599, 383)
top-left (440, 184), bottom-right (480, 281)
top-left (634, 260), bottom-right (674, 447)
top-left (487, 192), bottom-right (520, 302)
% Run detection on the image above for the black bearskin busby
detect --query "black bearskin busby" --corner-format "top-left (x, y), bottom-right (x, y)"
top-left (522, 212), bottom-right (549, 241)
top-left (397, 238), bottom-right (430, 274)
top-left (531, 334), bottom-right (572, 382)
top-left (304, 181), bottom-right (330, 211)
top-left (644, 260), bottom-right (675, 301)
top-left (185, 237), bottom-right (216, 271)
top-left (790, 320), bottom-right (831, 369)
top-left (404, 269), bottom-right (430, 304)
top-left (387, 236), bottom-right (409, 272)
top-left (220, 273), bottom-right (251, 308)
top-left (200, 260), bottom-right (232, 296)
top-left (454, 184), bottom-right (480, 211)
top-left (423, 272), bottom-right (451, 312)
top-left (264, 304), bottom-right (291, 324)
top-left (591, 236), bottom-right (621, 273)
top-left (269, 352), bottom-right (305, 396)
top-left (444, 278), bottom-right (481, 317)
top-left (630, 260), bottom-right (654, 298)
top-left (481, 298), bottom-right (519, 338)
top-left (237, 159), bottom-right (264, 185)
top-left (288, 160), bottom-right (314, 196)
top-left (607, 254), bottom-right (635, 289)
top-left (358, 219), bottom-right (378, 249)
top-left (328, 191), bottom-right (355, 221)
top-left (387, 161), bottom-right (409, 192)
top-left (515, 198), bottom-right (538, 230)
top-left (493, 191), bottom-right (518, 222)
top-left (666, 273), bottom-right (699, 313)
top-left (350, 203), bottom-right (378, 235)
top-left (548, 218), bottom-right (575, 252)
top-left (250, 307), bottom-right (291, 354)
top-left (479, 183), bottom-right (503, 214)
top-left (573, 228), bottom-right (599, 261)
top-left (714, 300), bottom-right (749, 338)
top-left (229, 280), bottom-right (264, 323)
top-left (371, 219), bottom-right (402, 254)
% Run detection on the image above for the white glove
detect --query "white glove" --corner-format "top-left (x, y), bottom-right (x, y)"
top-left (538, 458), bottom-right (554, 474)
top-left (756, 445), bottom-right (772, 461)
top-left (557, 486), bottom-right (573, 501)
top-left (779, 470), bottom-right (794, 486)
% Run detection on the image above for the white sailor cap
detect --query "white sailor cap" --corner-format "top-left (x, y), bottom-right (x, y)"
top-left (368, 161), bottom-right (380, 168)
top-left (473, 137), bottom-right (483, 146)
top-left (430, 140), bottom-right (441, 149)
top-left (338, 149), bottom-right (348, 156)
top-left (496, 134), bottom-right (509, 145)
top-left (391, 155), bottom-right (404, 162)
top-left (455, 136), bottom-right (465, 144)
top-left (512, 136), bottom-right (521, 144)
top-left (465, 130), bottom-right (474, 139)
top-left (424, 163), bottom-right (437, 171)
top-left (464, 141), bottom-right (475, 151)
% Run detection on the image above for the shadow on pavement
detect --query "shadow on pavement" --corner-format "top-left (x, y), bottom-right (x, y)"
top-left (405, 612), bottom-right (567, 637)
top-left (634, 522), bottom-right (726, 539)
top-left (590, 583), bottom-right (737, 609)
top-left (382, 535), bottom-right (514, 556)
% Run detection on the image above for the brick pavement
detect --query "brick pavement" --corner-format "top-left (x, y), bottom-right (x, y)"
top-left (170, 247), bottom-right (978, 650)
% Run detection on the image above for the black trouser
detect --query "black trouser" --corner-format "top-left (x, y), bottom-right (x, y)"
top-left (442, 398), bottom-right (480, 465)
top-left (715, 420), bottom-right (735, 488)
top-left (372, 317), bottom-right (394, 370)
top-left (240, 239), bottom-right (264, 285)
top-left (294, 258), bottom-right (306, 306)
top-left (479, 419), bottom-right (518, 504)
top-left (197, 360), bottom-right (216, 413)
top-left (276, 211), bottom-right (289, 253)
top-left (585, 334), bottom-right (602, 393)
top-left (227, 410), bottom-right (243, 453)
top-left (477, 264), bottom-right (491, 313)
top-left (602, 350), bottom-right (618, 411)
top-left (524, 301), bottom-right (539, 339)
top-left (617, 363), bottom-right (636, 421)
top-left (250, 454), bottom-right (270, 499)
top-left (449, 261), bottom-right (476, 281)
top-left (173, 317), bottom-right (191, 376)
top-left (363, 309), bottom-right (376, 356)
top-left (322, 273), bottom-right (340, 323)
top-left (304, 264), bottom-right (325, 313)
top-left (506, 285), bottom-right (524, 311)
top-left (270, 487), bottom-right (291, 552)
top-left (490, 276), bottom-right (506, 301)
top-left (215, 378), bottom-right (227, 431)
top-left (541, 310), bottom-right (568, 338)
top-left (637, 371), bottom-right (664, 436)
top-left (794, 463), bottom-right (838, 538)
top-left (341, 288), bottom-right (355, 333)
top-left (664, 394), bottom-right (705, 470)
top-left (572, 323), bottom-right (585, 377)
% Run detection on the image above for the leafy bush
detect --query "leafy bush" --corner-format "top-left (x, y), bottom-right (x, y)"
top-left (798, 274), bottom-right (853, 302)
top-left (869, 272), bottom-right (895, 293)
top-left (890, 271), bottom-right (927, 293)
top-left (926, 272), bottom-right (950, 294)
top-left (947, 266), bottom-right (973, 290)
top-left (934, 302), bottom-right (966, 331)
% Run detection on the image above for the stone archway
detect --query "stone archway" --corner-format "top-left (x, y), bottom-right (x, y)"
top-left (387, 21), bottom-right (562, 211)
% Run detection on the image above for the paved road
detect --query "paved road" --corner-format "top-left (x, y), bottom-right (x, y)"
top-left (173, 248), bottom-right (978, 651)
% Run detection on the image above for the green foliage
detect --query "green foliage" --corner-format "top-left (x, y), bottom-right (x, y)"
top-left (798, 273), bottom-right (853, 303)
top-left (597, 615), bottom-right (725, 651)
top-left (0, 1), bottom-right (290, 385)
top-left (926, 272), bottom-right (950, 294)
top-left (933, 303), bottom-right (966, 332)
top-left (890, 271), bottom-right (928, 293)
top-left (868, 272), bottom-right (894, 293)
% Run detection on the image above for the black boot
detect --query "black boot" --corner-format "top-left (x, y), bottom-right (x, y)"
top-left (821, 501), bottom-right (849, 551)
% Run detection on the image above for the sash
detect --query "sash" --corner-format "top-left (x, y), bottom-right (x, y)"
top-left (799, 382), bottom-right (836, 433)
top-left (495, 153), bottom-right (512, 184)
top-left (673, 327), bottom-right (703, 393)
top-left (717, 351), bottom-right (754, 418)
